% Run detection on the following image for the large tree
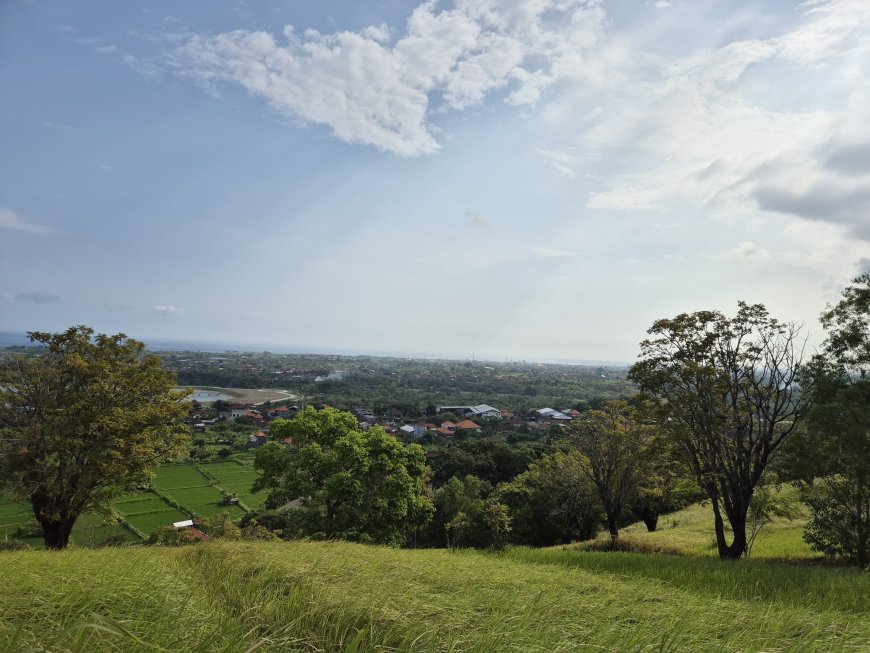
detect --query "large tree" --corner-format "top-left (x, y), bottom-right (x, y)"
top-left (568, 401), bottom-right (656, 541)
top-left (628, 302), bottom-right (810, 559)
top-left (0, 326), bottom-right (189, 549)
top-left (253, 407), bottom-right (433, 545)
top-left (795, 274), bottom-right (870, 567)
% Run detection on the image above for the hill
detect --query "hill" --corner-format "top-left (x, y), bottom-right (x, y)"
top-left (2, 540), bottom-right (867, 652)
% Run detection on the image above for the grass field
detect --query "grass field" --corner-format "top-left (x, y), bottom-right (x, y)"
top-left (571, 489), bottom-right (816, 561)
top-left (0, 540), bottom-right (866, 652)
top-left (189, 386), bottom-right (296, 405)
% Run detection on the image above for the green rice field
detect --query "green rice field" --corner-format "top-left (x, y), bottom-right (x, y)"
top-left (200, 460), bottom-right (267, 508)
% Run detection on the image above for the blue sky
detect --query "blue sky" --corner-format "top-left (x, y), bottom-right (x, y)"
top-left (2, 0), bottom-right (868, 362)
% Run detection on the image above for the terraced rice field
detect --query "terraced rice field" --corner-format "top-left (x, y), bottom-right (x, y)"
top-left (200, 460), bottom-right (267, 509)
top-left (152, 464), bottom-right (245, 518)
top-left (112, 492), bottom-right (190, 535)
top-left (1, 494), bottom-right (134, 547)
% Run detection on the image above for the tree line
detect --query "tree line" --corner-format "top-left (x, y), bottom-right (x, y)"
top-left (0, 274), bottom-right (867, 566)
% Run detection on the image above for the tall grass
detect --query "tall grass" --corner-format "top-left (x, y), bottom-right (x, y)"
top-left (1, 541), bottom-right (867, 651)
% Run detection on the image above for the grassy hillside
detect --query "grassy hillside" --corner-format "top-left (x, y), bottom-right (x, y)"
top-left (572, 492), bottom-right (814, 561)
top-left (1, 540), bottom-right (867, 652)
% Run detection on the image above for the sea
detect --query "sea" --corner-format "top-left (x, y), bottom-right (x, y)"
top-left (0, 332), bottom-right (628, 368)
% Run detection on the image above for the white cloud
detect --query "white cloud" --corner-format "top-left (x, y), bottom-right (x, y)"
top-left (536, 148), bottom-right (577, 178)
top-left (169, 0), bottom-right (606, 155)
top-left (720, 241), bottom-right (770, 259)
top-left (531, 247), bottom-right (577, 257)
top-left (582, 0), bottom-right (870, 244)
top-left (3, 291), bottom-right (59, 304)
top-left (0, 208), bottom-right (54, 235)
top-left (152, 304), bottom-right (184, 317)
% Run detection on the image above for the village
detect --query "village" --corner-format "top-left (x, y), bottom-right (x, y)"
top-left (186, 397), bottom-right (588, 451)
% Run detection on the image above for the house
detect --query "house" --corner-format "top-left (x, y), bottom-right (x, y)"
top-left (454, 419), bottom-right (482, 432)
top-left (536, 407), bottom-right (572, 421)
top-left (470, 404), bottom-right (501, 419)
top-left (436, 404), bottom-right (501, 418)
top-left (440, 421), bottom-right (457, 432)
top-left (399, 424), bottom-right (417, 437)
top-left (228, 403), bottom-right (250, 418)
top-left (436, 405), bottom-right (474, 416)
top-left (246, 431), bottom-right (269, 449)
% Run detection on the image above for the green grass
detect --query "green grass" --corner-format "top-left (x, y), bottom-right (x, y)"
top-left (572, 490), bottom-right (817, 561)
top-left (200, 460), bottom-right (268, 509)
top-left (1, 540), bottom-right (867, 652)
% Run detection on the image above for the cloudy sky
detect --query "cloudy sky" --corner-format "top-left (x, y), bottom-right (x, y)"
top-left (1, 0), bottom-right (868, 362)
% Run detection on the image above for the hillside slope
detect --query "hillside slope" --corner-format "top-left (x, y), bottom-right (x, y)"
top-left (2, 540), bottom-right (867, 652)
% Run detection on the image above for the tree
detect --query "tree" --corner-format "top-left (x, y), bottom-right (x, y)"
top-left (628, 302), bottom-right (810, 559)
top-left (253, 407), bottom-right (433, 545)
top-left (496, 450), bottom-right (602, 546)
top-left (793, 273), bottom-right (870, 567)
top-left (568, 401), bottom-right (656, 541)
top-left (428, 475), bottom-right (510, 549)
top-left (0, 326), bottom-right (189, 549)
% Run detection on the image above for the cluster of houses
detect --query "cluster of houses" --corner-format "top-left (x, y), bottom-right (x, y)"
top-left (190, 398), bottom-right (587, 449)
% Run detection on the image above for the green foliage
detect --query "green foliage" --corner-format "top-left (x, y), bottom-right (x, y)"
top-left (802, 477), bottom-right (868, 565)
top-left (426, 475), bottom-right (511, 549)
top-left (147, 525), bottom-right (195, 546)
top-left (0, 326), bottom-right (190, 549)
top-left (794, 274), bottom-right (870, 567)
top-left (199, 511), bottom-right (241, 540)
top-left (568, 401), bottom-right (656, 540)
top-left (428, 438), bottom-right (542, 486)
top-left (253, 407), bottom-right (433, 545)
top-left (496, 449), bottom-right (602, 546)
top-left (629, 303), bottom-right (809, 559)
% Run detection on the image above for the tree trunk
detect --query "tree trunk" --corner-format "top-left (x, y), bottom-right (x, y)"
top-left (41, 519), bottom-right (75, 550)
top-left (607, 513), bottom-right (619, 541)
top-left (31, 493), bottom-right (77, 550)
top-left (643, 514), bottom-right (658, 532)
top-left (721, 511), bottom-right (747, 560)
top-left (712, 498), bottom-right (748, 560)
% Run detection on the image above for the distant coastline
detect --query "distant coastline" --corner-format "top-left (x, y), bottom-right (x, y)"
top-left (0, 331), bottom-right (629, 368)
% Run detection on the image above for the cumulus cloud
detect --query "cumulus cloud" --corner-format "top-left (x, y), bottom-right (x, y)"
top-left (151, 304), bottom-right (184, 316)
top-left (0, 208), bottom-right (54, 235)
top-left (583, 0), bottom-right (870, 240)
top-left (169, 0), bottom-right (606, 155)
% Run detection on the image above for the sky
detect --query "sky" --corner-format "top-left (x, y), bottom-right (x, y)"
top-left (1, 0), bottom-right (869, 363)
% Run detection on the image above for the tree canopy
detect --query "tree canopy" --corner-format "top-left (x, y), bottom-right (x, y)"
top-left (628, 302), bottom-right (810, 559)
top-left (253, 407), bottom-right (433, 545)
top-left (0, 326), bottom-right (190, 549)
top-left (796, 274), bottom-right (870, 567)
top-left (568, 401), bottom-right (656, 541)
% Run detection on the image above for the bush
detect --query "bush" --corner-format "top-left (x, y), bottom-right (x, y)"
top-left (148, 525), bottom-right (203, 546)
top-left (802, 477), bottom-right (869, 567)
